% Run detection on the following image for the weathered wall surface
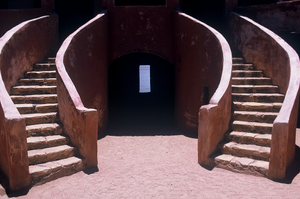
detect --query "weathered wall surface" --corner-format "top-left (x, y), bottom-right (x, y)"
top-left (62, 13), bottom-right (108, 135)
top-left (0, 15), bottom-right (58, 92)
top-left (0, 15), bottom-right (58, 190)
top-left (56, 13), bottom-right (107, 167)
top-left (103, 0), bottom-right (179, 64)
top-left (0, 0), bottom-right (54, 37)
top-left (235, 1), bottom-right (300, 33)
top-left (173, 12), bottom-right (227, 132)
top-left (229, 13), bottom-right (300, 179)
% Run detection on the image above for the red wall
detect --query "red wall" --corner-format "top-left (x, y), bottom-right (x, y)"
top-left (173, 12), bottom-right (224, 132)
top-left (103, 0), bottom-right (179, 64)
top-left (0, 0), bottom-right (54, 37)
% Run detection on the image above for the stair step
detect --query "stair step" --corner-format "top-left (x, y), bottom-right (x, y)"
top-left (214, 154), bottom-right (268, 177)
top-left (24, 71), bottom-right (56, 78)
top-left (232, 85), bottom-right (279, 93)
top-left (16, 103), bottom-right (58, 114)
top-left (232, 57), bottom-right (245, 64)
top-left (47, 57), bottom-right (55, 63)
top-left (18, 78), bottom-right (56, 86)
top-left (26, 123), bottom-right (63, 137)
top-left (219, 141), bottom-right (270, 161)
top-left (22, 112), bottom-right (57, 125)
top-left (226, 131), bottom-right (271, 147)
top-left (233, 111), bottom-right (278, 123)
top-left (231, 120), bottom-right (273, 134)
top-left (232, 93), bottom-right (284, 103)
top-left (232, 77), bottom-right (272, 85)
top-left (11, 85), bottom-right (57, 95)
top-left (27, 135), bottom-right (69, 150)
top-left (30, 157), bottom-right (84, 186)
top-left (11, 94), bottom-right (57, 104)
top-left (232, 70), bottom-right (264, 77)
top-left (28, 145), bottom-right (76, 165)
top-left (233, 102), bottom-right (282, 112)
top-left (232, 63), bottom-right (254, 70)
top-left (33, 63), bottom-right (56, 71)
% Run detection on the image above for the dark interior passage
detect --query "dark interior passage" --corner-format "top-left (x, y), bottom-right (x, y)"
top-left (108, 53), bottom-right (177, 136)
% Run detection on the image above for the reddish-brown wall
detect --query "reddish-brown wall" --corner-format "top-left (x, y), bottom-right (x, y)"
top-left (63, 13), bottom-right (108, 134)
top-left (103, 0), bottom-right (179, 64)
top-left (0, 14), bottom-right (58, 190)
top-left (229, 12), bottom-right (300, 179)
top-left (0, 0), bottom-right (54, 37)
top-left (235, 1), bottom-right (300, 33)
top-left (173, 12), bottom-right (225, 132)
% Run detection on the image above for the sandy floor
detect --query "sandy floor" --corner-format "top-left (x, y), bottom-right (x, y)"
top-left (2, 128), bottom-right (300, 198)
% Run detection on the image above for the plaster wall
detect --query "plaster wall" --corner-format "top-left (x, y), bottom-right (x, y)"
top-left (103, 0), bottom-right (179, 64)
top-left (173, 12), bottom-right (225, 132)
top-left (235, 1), bottom-right (300, 33)
top-left (229, 12), bottom-right (300, 179)
top-left (0, 15), bottom-right (58, 190)
top-left (62, 13), bottom-right (108, 135)
top-left (0, 0), bottom-right (54, 37)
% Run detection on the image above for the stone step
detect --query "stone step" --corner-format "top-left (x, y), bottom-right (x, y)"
top-left (232, 85), bottom-right (279, 93)
top-left (28, 145), bottom-right (76, 165)
top-left (33, 63), bottom-right (56, 71)
top-left (10, 85), bottom-right (57, 95)
top-left (233, 102), bottom-right (282, 112)
top-left (22, 112), bottom-right (58, 125)
top-left (231, 120), bottom-right (273, 134)
top-left (214, 154), bottom-right (269, 177)
top-left (232, 93), bottom-right (284, 103)
top-left (226, 131), bottom-right (271, 147)
top-left (47, 57), bottom-right (56, 63)
top-left (17, 78), bottom-right (56, 86)
top-left (232, 77), bottom-right (272, 85)
top-left (24, 71), bottom-right (56, 78)
top-left (30, 156), bottom-right (84, 186)
top-left (16, 103), bottom-right (58, 114)
top-left (232, 63), bottom-right (254, 70)
top-left (11, 94), bottom-right (57, 104)
top-left (233, 111), bottom-right (278, 123)
top-left (27, 135), bottom-right (69, 150)
top-left (232, 70), bottom-right (264, 77)
top-left (232, 57), bottom-right (245, 64)
top-left (219, 141), bottom-right (270, 161)
top-left (26, 123), bottom-right (63, 137)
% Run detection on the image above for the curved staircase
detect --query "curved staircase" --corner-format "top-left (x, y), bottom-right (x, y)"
top-left (214, 57), bottom-right (284, 177)
top-left (10, 58), bottom-right (84, 186)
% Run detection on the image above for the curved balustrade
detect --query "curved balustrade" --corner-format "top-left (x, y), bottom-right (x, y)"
top-left (0, 15), bottom-right (58, 190)
top-left (173, 12), bottom-right (232, 166)
top-left (230, 13), bottom-right (300, 179)
top-left (56, 13), bottom-right (109, 168)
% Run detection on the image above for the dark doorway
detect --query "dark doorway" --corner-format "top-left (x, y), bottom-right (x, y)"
top-left (108, 53), bottom-right (176, 136)
top-left (54, 0), bottom-right (94, 44)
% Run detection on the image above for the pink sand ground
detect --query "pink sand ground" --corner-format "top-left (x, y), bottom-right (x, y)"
top-left (2, 129), bottom-right (300, 198)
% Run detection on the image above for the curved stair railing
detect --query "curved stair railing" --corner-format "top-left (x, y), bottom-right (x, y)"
top-left (181, 13), bottom-right (235, 167)
top-left (0, 15), bottom-right (58, 190)
top-left (55, 13), bottom-right (109, 168)
top-left (229, 12), bottom-right (300, 179)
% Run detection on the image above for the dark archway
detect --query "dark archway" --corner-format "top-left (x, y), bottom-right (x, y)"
top-left (108, 52), bottom-right (177, 136)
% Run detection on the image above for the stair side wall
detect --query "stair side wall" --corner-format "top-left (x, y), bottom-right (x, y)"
top-left (173, 12), bottom-right (232, 162)
top-left (56, 13), bottom-right (107, 167)
top-left (229, 12), bottom-right (300, 179)
top-left (0, 15), bottom-right (58, 190)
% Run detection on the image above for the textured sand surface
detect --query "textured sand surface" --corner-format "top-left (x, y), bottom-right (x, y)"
top-left (3, 129), bottom-right (300, 199)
